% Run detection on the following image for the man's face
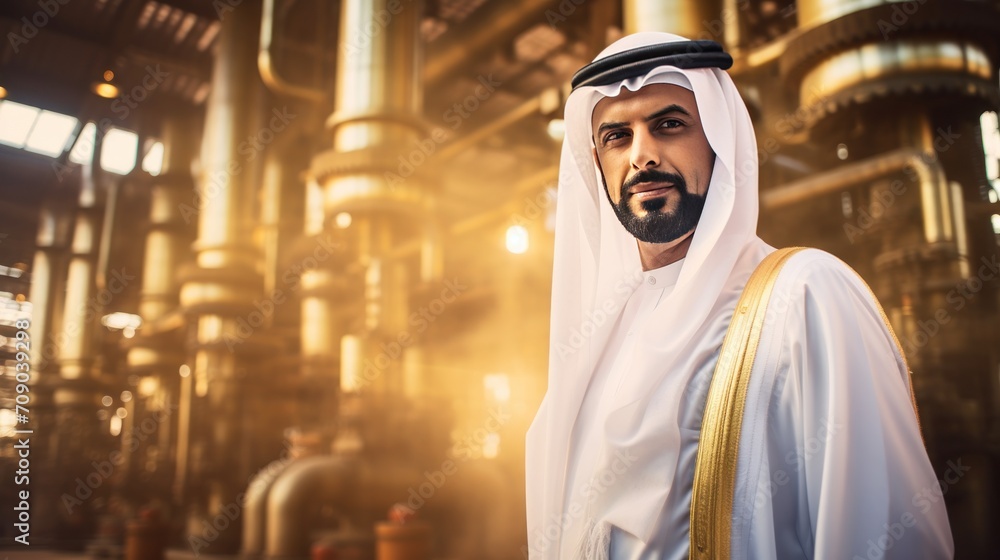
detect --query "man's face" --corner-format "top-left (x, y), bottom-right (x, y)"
top-left (591, 83), bottom-right (715, 244)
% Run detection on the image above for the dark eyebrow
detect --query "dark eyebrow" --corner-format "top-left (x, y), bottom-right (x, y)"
top-left (646, 103), bottom-right (692, 121)
top-left (595, 104), bottom-right (694, 138)
top-left (596, 120), bottom-right (627, 137)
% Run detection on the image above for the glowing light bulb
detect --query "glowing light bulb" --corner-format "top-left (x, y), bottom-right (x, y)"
top-left (506, 225), bottom-right (529, 254)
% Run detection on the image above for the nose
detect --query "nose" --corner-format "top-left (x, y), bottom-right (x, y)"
top-left (629, 128), bottom-right (659, 170)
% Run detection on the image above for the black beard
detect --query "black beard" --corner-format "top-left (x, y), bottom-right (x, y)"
top-left (602, 168), bottom-right (706, 244)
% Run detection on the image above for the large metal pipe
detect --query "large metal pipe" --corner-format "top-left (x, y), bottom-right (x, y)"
top-left (242, 429), bottom-right (325, 557)
top-left (130, 116), bottom-right (195, 360)
top-left (258, 0), bottom-right (325, 102)
top-left (262, 456), bottom-right (364, 558)
top-left (126, 114), bottom-right (197, 490)
top-left (58, 130), bottom-right (104, 381)
top-left (264, 455), bottom-right (518, 559)
top-left (177, 0), bottom-right (265, 551)
top-left (424, 0), bottom-right (555, 86)
top-left (762, 148), bottom-right (954, 245)
top-left (950, 181), bottom-right (971, 279)
top-left (306, 0), bottom-right (427, 398)
top-left (624, 0), bottom-right (724, 40)
top-left (29, 197), bottom-right (71, 373)
top-left (797, 0), bottom-right (898, 30)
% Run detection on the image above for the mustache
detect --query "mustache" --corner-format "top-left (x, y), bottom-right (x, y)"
top-left (622, 169), bottom-right (686, 197)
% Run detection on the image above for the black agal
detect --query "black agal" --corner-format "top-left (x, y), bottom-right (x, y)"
top-left (571, 40), bottom-right (733, 91)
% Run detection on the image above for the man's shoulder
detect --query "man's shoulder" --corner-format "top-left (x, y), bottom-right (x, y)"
top-left (765, 247), bottom-right (877, 310)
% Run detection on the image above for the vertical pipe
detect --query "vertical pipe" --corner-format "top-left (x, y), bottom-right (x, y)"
top-left (308, 0), bottom-right (426, 411)
top-left (58, 152), bottom-right (102, 381)
top-left (128, 113), bottom-right (198, 497)
top-left (44, 124), bottom-right (110, 545)
top-left (177, 0), bottom-right (265, 552)
top-left (29, 199), bottom-right (69, 373)
top-left (950, 181), bottom-right (970, 279)
top-left (623, 0), bottom-right (724, 39)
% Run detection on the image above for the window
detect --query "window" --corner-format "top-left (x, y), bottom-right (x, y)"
top-left (981, 111), bottom-right (1000, 197)
top-left (25, 110), bottom-right (78, 156)
top-left (141, 140), bottom-right (164, 176)
top-left (0, 100), bottom-right (78, 156)
top-left (70, 122), bottom-right (97, 164)
top-left (0, 101), bottom-right (40, 148)
top-left (100, 128), bottom-right (139, 175)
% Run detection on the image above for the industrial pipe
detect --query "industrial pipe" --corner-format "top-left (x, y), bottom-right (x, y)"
top-left (424, 0), bottom-right (554, 86)
top-left (624, 0), bottom-right (724, 39)
top-left (265, 456), bottom-right (427, 558)
top-left (259, 0), bottom-right (325, 102)
top-left (762, 148), bottom-right (954, 245)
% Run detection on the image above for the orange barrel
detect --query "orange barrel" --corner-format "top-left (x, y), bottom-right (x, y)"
top-left (124, 511), bottom-right (166, 560)
top-left (374, 521), bottom-right (432, 560)
top-left (313, 531), bottom-right (376, 560)
top-left (312, 539), bottom-right (339, 560)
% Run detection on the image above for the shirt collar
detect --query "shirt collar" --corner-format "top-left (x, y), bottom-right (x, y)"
top-left (643, 257), bottom-right (685, 289)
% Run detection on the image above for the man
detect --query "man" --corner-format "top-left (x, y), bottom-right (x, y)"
top-left (525, 32), bottom-right (953, 559)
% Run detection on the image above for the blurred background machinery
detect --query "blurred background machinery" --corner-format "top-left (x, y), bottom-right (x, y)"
top-left (0, 0), bottom-right (997, 558)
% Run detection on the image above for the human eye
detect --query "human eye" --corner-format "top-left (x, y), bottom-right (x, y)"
top-left (658, 118), bottom-right (685, 130)
top-left (601, 129), bottom-right (629, 146)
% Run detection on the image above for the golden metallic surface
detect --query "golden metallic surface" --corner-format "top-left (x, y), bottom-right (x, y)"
top-left (178, 281), bottom-right (262, 311)
top-left (801, 40), bottom-right (993, 106)
top-left (624, 0), bottom-right (724, 40)
top-left (59, 206), bottom-right (99, 380)
top-left (798, 0), bottom-right (895, 29)
top-left (28, 202), bottom-right (66, 370)
top-left (301, 277), bottom-right (337, 358)
top-left (323, 174), bottom-right (430, 217)
top-left (173, 368), bottom-right (193, 500)
top-left (332, 0), bottom-right (423, 153)
top-left (125, 347), bottom-right (163, 370)
top-left (339, 334), bottom-right (364, 393)
top-left (193, 1), bottom-right (262, 268)
top-left (260, 152), bottom-right (283, 296)
top-left (134, 120), bottom-right (193, 330)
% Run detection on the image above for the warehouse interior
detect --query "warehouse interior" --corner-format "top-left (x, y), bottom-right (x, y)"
top-left (0, 0), bottom-right (998, 558)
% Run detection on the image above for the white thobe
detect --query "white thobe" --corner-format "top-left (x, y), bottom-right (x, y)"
top-left (567, 249), bottom-right (953, 559)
